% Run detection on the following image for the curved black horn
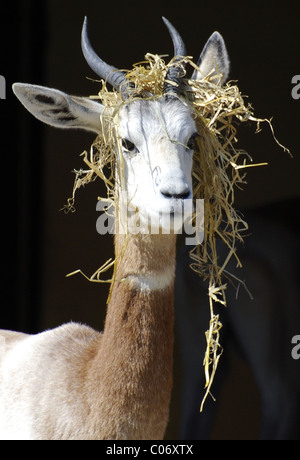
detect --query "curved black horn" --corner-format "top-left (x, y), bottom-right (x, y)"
top-left (162, 17), bottom-right (187, 96)
top-left (81, 17), bottom-right (129, 92)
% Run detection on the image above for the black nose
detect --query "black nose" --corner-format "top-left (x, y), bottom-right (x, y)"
top-left (160, 187), bottom-right (191, 200)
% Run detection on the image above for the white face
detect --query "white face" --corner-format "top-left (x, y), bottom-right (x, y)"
top-left (117, 97), bottom-right (197, 234)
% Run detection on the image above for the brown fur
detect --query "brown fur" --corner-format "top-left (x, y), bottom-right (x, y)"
top-left (85, 233), bottom-right (176, 439)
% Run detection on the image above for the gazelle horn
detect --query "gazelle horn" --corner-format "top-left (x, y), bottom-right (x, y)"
top-left (81, 17), bottom-right (129, 93)
top-left (162, 17), bottom-right (187, 96)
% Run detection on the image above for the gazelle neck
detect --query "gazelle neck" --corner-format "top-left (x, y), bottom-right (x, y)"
top-left (113, 232), bottom-right (177, 291)
top-left (90, 232), bottom-right (177, 439)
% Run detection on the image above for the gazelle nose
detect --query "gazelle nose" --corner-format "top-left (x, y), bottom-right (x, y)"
top-left (160, 184), bottom-right (191, 200)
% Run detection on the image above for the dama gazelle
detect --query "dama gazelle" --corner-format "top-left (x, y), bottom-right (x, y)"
top-left (0, 17), bottom-right (229, 440)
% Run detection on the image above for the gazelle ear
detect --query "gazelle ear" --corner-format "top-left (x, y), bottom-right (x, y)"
top-left (13, 83), bottom-right (104, 133)
top-left (192, 31), bottom-right (230, 85)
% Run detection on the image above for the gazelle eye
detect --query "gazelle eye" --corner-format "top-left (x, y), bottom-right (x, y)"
top-left (122, 138), bottom-right (136, 152)
top-left (187, 132), bottom-right (199, 151)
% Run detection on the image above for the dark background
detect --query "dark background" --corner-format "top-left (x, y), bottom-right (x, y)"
top-left (1, 0), bottom-right (299, 439)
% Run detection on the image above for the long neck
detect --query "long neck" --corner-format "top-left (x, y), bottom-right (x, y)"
top-left (90, 232), bottom-right (177, 439)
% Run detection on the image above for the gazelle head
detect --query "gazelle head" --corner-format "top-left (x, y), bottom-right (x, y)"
top-left (13, 17), bottom-right (229, 234)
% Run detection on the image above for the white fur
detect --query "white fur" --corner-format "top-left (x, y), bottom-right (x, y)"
top-left (0, 324), bottom-right (99, 440)
top-left (125, 265), bottom-right (175, 291)
top-left (117, 98), bottom-right (195, 233)
top-left (13, 83), bottom-right (104, 133)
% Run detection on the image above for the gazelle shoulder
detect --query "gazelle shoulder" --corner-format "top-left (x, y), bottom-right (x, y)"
top-left (1, 322), bottom-right (102, 366)
top-left (33, 322), bottom-right (102, 355)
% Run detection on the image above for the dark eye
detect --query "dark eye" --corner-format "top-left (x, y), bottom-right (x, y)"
top-left (122, 138), bottom-right (136, 152)
top-left (187, 133), bottom-right (199, 151)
